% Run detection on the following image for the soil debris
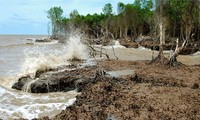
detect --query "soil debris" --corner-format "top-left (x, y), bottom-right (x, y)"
top-left (26, 59), bottom-right (200, 120)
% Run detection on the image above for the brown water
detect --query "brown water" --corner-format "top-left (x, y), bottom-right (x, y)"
top-left (0, 36), bottom-right (199, 119)
top-left (95, 42), bottom-right (200, 65)
top-left (107, 69), bottom-right (135, 77)
top-left (0, 35), bottom-right (88, 119)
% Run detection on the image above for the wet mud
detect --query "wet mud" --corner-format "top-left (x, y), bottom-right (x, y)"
top-left (17, 59), bottom-right (200, 120)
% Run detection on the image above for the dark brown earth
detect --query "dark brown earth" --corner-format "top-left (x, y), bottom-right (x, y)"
top-left (120, 40), bottom-right (139, 48)
top-left (138, 40), bottom-right (200, 55)
top-left (25, 59), bottom-right (200, 120)
top-left (119, 37), bottom-right (200, 55)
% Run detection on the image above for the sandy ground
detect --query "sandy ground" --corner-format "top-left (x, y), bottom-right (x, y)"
top-left (94, 46), bottom-right (200, 65)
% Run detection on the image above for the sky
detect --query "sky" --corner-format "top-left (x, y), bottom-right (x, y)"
top-left (0, 0), bottom-right (133, 35)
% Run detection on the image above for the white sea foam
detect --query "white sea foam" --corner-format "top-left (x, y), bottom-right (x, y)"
top-left (0, 34), bottom-right (88, 88)
top-left (18, 34), bottom-right (89, 79)
top-left (112, 41), bottom-right (126, 48)
top-left (81, 59), bottom-right (97, 67)
top-left (0, 97), bottom-right (77, 119)
top-left (0, 77), bottom-right (19, 89)
top-left (0, 86), bottom-right (77, 119)
top-left (193, 51), bottom-right (200, 56)
top-left (0, 86), bottom-right (6, 97)
top-left (0, 34), bottom-right (88, 119)
top-left (137, 46), bottom-right (151, 51)
top-left (105, 41), bottom-right (126, 49)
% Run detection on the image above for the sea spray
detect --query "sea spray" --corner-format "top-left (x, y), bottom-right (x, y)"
top-left (0, 86), bottom-right (78, 119)
top-left (65, 34), bottom-right (89, 60)
top-left (0, 34), bottom-right (89, 119)
top-left (18, 33), bottom-right (89, 80)
top-left (106, 40), bottom-right (126, 49)
top-left (22, 79), bottom-right (37, 92)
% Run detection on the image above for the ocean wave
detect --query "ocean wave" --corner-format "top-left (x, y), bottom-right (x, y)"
top-left (0, 43), bottom-right (30, 48)
top-left (193, 51), bottom-right (200, 56)
top-left (18, 34), bottom-right (89, 79)
top-left (105, 41), bottom-right (126, 49)
top-left (0, 85), bottom-right (77, 119)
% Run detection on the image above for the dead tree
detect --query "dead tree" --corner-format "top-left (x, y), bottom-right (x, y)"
top-left (87, 25), bottom-right (118, 59)
top-left (166, 10), bottom-right (193, 66)
top-left (166, 38), bottom-right (187, 66)
top-left (151, 0), bottom-right (167, 63)
top-left (103, 27), bottom-right (118, 59)
top-left (86, 27), bottom-right (111, 59)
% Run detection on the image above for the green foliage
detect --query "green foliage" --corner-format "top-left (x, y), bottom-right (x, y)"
top-left (70, 9), bottom-right (79, 20)
top-left (47, 6), bottom-right (63, 35)
top-left (47, 6), bottom-right (63, 21)
top-left (47, 1), bottom-right (200, 41)
top-left (161, 0), bottom-right (200, 38)
top-left (102, 3), bottom-right (113, 16)
top-left (117, 2), bottom-right (125, 14)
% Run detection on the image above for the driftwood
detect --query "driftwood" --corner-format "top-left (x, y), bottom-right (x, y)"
top-left (87, 26), bottom-right (118, 60)
top-left (87, 44), bottom-right (110, 59)
top-left (92, 69), bottom-right (106, 83)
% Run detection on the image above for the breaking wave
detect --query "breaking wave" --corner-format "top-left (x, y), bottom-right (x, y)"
top-left (0, 33), bottom-right (88, 119)
top-left (0, 86), bottom-right (77, 119)
top-left (19, 34), bottom-right (89, 79)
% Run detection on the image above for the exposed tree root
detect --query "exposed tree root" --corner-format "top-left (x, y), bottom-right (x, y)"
top-left (166, 38), bottom-right (187, 67)
top-left (150, 45), bottom-right (167, 65)
top-left (151, 38), bottom-right (187, 67)
top-left (151, 54), bottom-right (168, 64)
top-left (166, 56), bottom-right (181, 67)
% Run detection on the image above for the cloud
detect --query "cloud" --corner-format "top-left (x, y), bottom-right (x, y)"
top-left (0, 0), bottom-right (133, 34)
top-left (9, 14), bottom-right (31, 23)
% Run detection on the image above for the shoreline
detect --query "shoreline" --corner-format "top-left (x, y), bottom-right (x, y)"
top-left (0, 34), bottom-right (48, 36)
top-left (15, 59), bottom-right (200, 119)
top-left (1, 34), bottom-right (199, 119)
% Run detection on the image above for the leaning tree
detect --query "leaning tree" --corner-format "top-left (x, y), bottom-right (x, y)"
top-left (166, 0), bottom-right (200, 66)
top-left (152, 0), bottom-right (199, 66)
top-left (47, 6), bottom-right (63, 38)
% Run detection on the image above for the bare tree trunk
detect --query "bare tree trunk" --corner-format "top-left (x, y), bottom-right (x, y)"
top-left (167, 19), bottom-right (192, 66)
top-left (163, 23), bottom-right (166, 42)
top-left (173, 23), bottom-right (176, 37)
top-left (105, 26), bottom-right (109, 38)
top-left (115, 29), bottom-right (118, 39)
top-left (198, 26), bottom-right (200, 41)
top-left (159, 0), bottom-right (165, 45)
top-left (152, 0), bottom-right (166, 63)
top-left (199, 3), bottom-right (200, 41)
top-left (167, 38), bottom-right (187, 66)
top-left (124, 26), bottom-right (128, 38)
top-left (120, 27), bottom-right (123, 38)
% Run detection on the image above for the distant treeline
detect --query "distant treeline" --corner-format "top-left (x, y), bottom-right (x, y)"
top-left (47, 0), bottom-right (200, 43)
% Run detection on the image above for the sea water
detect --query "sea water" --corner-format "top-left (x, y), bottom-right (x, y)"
top-left (0, 35), bottom-right (199, 119)
top-left (0, 34), bottom-right (88, 119)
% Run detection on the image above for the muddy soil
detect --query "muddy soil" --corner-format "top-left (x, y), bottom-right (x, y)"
top-left (139, 40), bottom-right (200, 55)
top-left (31, 59), bottom-right (200, 120)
